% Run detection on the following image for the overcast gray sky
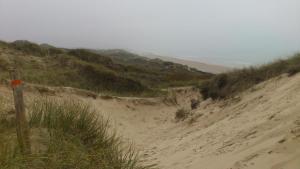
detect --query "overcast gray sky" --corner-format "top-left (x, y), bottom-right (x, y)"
top-left (0, 0), bottom-right (300, 66)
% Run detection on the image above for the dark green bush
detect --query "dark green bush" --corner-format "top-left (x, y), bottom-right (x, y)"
top-left (75, 61), bottom-right (148, 94)
top-left (68, 49), bottom-right (113, 66)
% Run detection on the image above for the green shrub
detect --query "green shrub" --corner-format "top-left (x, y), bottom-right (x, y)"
top-left (75, 61), bottom-right (148, 94)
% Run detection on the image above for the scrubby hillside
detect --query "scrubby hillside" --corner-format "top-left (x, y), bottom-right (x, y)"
top-left (199, 54), bottom-right (300, 99)
top-left (94, 49), bottom-right (202, 75)
top-left (0, 40), bottom-right (211, 96)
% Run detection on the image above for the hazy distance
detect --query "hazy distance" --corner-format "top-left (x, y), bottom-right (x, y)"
top-left (1, 0), bottom-right (300, 67)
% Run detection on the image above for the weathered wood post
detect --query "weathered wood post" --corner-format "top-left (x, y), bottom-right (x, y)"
top-left (9, 68), bottom-right (31, 154)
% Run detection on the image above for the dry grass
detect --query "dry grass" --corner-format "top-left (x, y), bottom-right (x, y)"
top-left (175, 108), bottom-right (190, 121)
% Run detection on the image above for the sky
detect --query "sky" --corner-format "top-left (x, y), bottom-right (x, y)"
top-left (0, 0), bottom-right (300, 67)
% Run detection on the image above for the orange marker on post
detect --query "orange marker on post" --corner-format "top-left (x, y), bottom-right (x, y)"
top-left (11, 79), bottom-right (22, 88)
top-left (9, 69), bottom-right (31, 154)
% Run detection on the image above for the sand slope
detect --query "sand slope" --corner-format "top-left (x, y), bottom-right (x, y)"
top-left (1, 73), bottom-right (299, 169)
top-left (87, 73), bottom-right (300, 169)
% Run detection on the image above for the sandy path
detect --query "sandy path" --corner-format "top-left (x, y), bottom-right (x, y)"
top-left (88, 74), bottom-right (300, 169)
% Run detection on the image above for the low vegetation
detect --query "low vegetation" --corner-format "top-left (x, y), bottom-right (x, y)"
top-left (175, 108), bottom-right (190, 121)
top-left (190, 99), bottom-right (200, 110)
top-left (199, 53), bottom-right (300, 99)
top-left (0, 97), bottom-right (154, 169)
top-left (0, 40), bottom-right (212, 96)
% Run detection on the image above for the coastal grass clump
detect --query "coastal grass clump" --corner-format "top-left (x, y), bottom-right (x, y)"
top-left (0, 98), bottom-right (155, 169)
top-left (200, 53), bottom-right (300, 100)
top-left (175, 108), bottom-right (190, 121)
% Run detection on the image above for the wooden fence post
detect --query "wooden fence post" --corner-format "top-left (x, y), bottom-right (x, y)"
top-left (9, 68), bottom-right (31, 154)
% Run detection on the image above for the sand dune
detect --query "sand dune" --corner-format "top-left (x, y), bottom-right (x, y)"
top-left (1, 73), bottom-right (299, 169)
top-left (86, 73), bottom-right (300, 169)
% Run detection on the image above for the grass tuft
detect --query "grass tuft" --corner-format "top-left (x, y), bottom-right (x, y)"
top-left (175, 108), bottom-right (190, 121)
top-left (0, 98), bottom-right (155, 169)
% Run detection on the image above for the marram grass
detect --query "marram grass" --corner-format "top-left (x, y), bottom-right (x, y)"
top-left (0, 98), bottom-right (156, 169)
